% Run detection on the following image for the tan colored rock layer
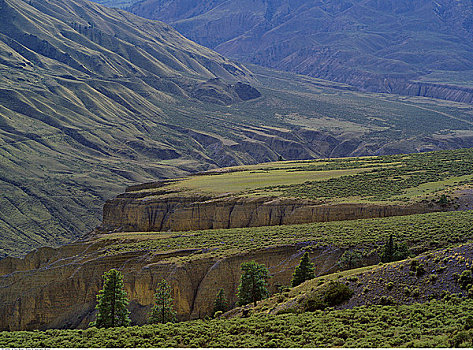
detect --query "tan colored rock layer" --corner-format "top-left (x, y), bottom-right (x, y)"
top-left (0, 241), bottom-right (361, 331)
top-left (101, 195), bottom-right (440, 233)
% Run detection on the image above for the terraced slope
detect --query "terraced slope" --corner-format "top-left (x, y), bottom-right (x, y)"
top-left (3, 0), bottom-right (473, 257)
top-left (102, 148), bottom-right (473, 233)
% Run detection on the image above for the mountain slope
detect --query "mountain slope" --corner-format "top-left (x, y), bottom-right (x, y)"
top-left (3, 0), bottom-right (473, 257)
top-left (125, 0), bottom-right (473, 101)
top-left (0, 0), bottom-right (254, 257)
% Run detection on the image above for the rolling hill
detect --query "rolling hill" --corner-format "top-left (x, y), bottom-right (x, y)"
top-left (2, 0), bottom-right (473, 258)
top-left (123, 0), bottom-right (473, 102)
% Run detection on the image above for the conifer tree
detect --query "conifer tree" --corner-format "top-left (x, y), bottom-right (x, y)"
top-left (213, 288), bottom-right (228, 316)
top-left (381, 234), bottom-right (409, 263)
top-left (91, 269), bottom-right (131, 328)
top-left (149, 279), bottom-right (177, 324)
top-left (291, 251), bottom-right (315, 287)
top-left (381, 234), bottom-right (395, 263)
top-left (237, 261), bottom-right (269, 307)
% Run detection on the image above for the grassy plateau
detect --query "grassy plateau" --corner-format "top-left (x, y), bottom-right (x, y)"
top-left (126, 147), bottom-right (473, 204)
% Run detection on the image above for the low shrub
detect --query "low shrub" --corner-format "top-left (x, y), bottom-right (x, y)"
top-left (379, 296), bottom-right (396, 305)
top-left (416, 264), bottom-right (426, 278)
top-left (304, 282), bottom-right (353, 312)
top-left (459, 270), bottom-right (473, 290)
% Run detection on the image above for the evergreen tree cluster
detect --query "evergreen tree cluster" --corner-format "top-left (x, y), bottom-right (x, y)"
top-left (91, 253), bottom-right (318, 328)
top-left (92, 270), bottom-right (177, 328)
top-left (381, 234), bottom-right (410, 263)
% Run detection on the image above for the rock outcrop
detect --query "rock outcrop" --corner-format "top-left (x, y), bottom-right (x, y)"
top-left (101, 194), bottom-right (442, 233)
top-left (0, 240), bottom-right (353, 331)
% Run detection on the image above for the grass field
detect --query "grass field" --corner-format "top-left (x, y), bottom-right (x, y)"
top-left (129, 148), bottom-right (473, 204)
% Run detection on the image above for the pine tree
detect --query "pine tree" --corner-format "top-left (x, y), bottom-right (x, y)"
top-left (291, 251), bottom-right (315, 287)
top-left (381, 234), bottom-right (409, 263)
top-left (213, 288), bottom-right (228, 316)
top-left (91, 269), bottom-right (131, 328)
top-left (381, 234), bottom-right (395, 263)
top-left (237, 261), bottom-right (269, 307)
top-left (149, 279), bottom-right (177, 324)
top-left (338, 250), bottom-right (363, 270)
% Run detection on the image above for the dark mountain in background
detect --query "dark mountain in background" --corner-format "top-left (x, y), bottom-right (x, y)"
top-left (2, 0), bottom-right (473, 257)
top-left (122, 0), bottom-right (473, 102)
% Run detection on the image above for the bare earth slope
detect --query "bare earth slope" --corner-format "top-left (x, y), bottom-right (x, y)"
top-left (125, 0), bottom-right (473, 102)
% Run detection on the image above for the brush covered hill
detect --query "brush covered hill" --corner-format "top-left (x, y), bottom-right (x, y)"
top-left (3, 241), bottom-right (473, 347)
top-left (2, 298), bottom-right (473, 347)
top-left (231, 242), bottom-right (473, 318)
top-left (3, 0), bottom-right (473, 259)
top-left (1, 208), bottom-right (473, 345)
top-left (1, 207), bottom-right (473, 331)
top-left (125, 0), bottom-right (473, 102)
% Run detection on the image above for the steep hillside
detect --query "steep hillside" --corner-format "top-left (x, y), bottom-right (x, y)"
top-left (235, 242), bottom-right (473, 318)
top-left (3, 0), bottom-right (473, 258)
top-left (1, 209), bottom-right (473, 331)
top-left (125, 0), bottom-right (473, 102)
top-left (0, 0), bottom-right (253, 257)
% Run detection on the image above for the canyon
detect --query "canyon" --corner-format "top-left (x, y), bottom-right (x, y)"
top-left (0, 239), bottom-right (350, 330)
top-left (122, 0), bottom-right (473, 103)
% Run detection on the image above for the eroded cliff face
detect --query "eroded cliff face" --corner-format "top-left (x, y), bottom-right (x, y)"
top-left (101, 195), bottom-right (441, 233)
top-left (0, 240), bottom-right (356, 331)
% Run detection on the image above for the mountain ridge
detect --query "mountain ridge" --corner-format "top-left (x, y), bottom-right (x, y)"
top-left (122, 0), bottom-right (473, 102)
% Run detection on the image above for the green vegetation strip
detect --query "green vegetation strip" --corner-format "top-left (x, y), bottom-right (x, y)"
top-left (253, 148), bottom-right (473, 201)
top-left (2, 298), bottom-right (472, 347)
top-left (142, 148), bottom-right (473, 203)
top-left (102, 210), bottom-right (473, 258)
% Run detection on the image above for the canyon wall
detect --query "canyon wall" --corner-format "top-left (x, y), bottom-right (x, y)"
top-left (101, 195), bottom-right (441, 233)
top-left (0, 241), bottom-right (358, 331)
